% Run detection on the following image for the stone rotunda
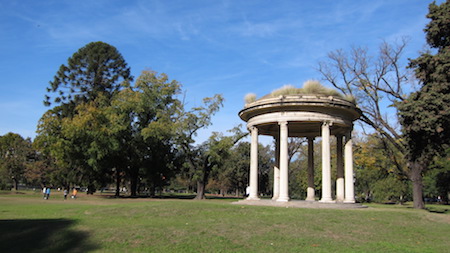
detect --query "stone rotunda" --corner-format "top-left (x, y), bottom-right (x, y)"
top-left (239, 85), bottom-right (361, 203)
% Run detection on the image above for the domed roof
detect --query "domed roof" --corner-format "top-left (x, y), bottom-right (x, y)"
top-left (239, 81), bottom-right (361, 137)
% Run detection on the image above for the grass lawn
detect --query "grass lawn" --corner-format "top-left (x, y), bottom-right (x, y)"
top-left (0, 191), bottom-right (449, 252)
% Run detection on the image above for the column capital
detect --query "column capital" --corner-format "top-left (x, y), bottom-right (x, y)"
top-left (249, 125), bottom-right (258, 132)
top-left (322, 121), bottom-right (333, 127)
top-left (278, 120), bottom-right (288, 126)
top-left (345, 130), bottom-right (353, 141)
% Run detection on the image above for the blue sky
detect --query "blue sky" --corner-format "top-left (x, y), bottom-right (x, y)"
top-left (0, 0), bottom-right (439, 143)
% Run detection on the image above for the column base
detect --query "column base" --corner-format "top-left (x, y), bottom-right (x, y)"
top-left (271, 195), bottom-right (279, 201)
top-left (306, 188), bottom-right (315, 202)
top-left (343, 199), bottom-right (355, 204)
top-left (319, 198), bottom-right (336, 203)
top-left (276, 196), bottom-right (289, 202)
top-left (246, 196), bottom-right (260, 201)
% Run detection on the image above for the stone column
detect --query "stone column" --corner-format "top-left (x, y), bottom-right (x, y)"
top-left (336, 135), bottom-right (344, 202)
top-left (247, 126), bottom-right (260, 200)
top-left (277, 121), bottom-right (289, 202)
top-left (272, 134), bottom-right (280, 200)
top-left (306, 137), bottom-right (315, 201)
top-left (320, 122), bottom-right (334, 203)
top-left (344, 131), bottom-right (355, 203)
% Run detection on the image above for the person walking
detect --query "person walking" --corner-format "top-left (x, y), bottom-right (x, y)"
top-left (43, 187), bottom-right (47, 199)
top-left (63, 189), bottom-right (68, 200)
top-left (46, 187), bottom-right (51, 200)
top-left (72, 188), bottom-right (78, 199)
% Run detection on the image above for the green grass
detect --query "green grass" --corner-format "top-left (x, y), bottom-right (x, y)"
top-left (1, 191), bottom-right (449, 252)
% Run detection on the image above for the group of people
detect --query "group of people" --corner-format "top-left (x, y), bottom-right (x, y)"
top-left (42, 187), bottom-right (51, 199)
top-left (42, 187), bottom-right (78, 200)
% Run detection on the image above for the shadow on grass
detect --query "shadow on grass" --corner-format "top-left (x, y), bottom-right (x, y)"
top-left (426, 207), bottom-right (450, 214)
top-left (0, 219), bottom-right (98, 253)
top-left (100, 193), bottom-right (244, 200)
top-left (0, 191), bottom-right (26, 195)
top-left (100, 194), bottom-right (196, 200)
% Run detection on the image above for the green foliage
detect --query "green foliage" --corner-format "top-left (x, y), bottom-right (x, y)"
top-left (175, 94), bottom-right (225, 199)
top-left (398, 0), bottom-right (450, 161)
top-left (371, 175), bottom-right (410, 203)
top-left (110, 70), bottom-right (183, 195)
top-left (0, 133), bottom-right (33, 190)
top-left (220, 142), bottom-right (251, 195)
top-left (38, 41), bottom-right (134, 191)
top-left (396, 0), bottom-right (450, 208)
top-left (208, 139), bottom-right (272, 197)
top-left (424, 0), bottom-right (450, 49)
top-left (45, 41), bottom-right (133, 106)
top-left (256, 143), bottom-right (274, 195)
top-left (354, 135), bottom-right (409, 203)
top-left (424, 149), bottom-right (450, 203)
top-left (37, 67), bottom-right (184, 194)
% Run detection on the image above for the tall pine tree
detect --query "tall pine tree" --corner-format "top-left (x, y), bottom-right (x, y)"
top-left (44, 41), bottom-right (133, 107)
top-left (397, 0), bottom-right (450, 209)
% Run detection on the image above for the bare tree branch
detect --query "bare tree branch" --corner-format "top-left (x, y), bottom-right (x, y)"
top-left (317, 39), bottom-right (412, 162)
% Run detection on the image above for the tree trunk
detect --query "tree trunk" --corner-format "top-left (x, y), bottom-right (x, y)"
top-left (130, 168), bottom-right (138, 197)
top-left (130, 177), bottom-right (137, 197)
top-left (149, 185), bottom-right (156, 197)
top-left (195, 180), bottom-right (206, 199)
top-left (115, 169), bottom-right (121, 197)
top-left (13, 178), bottom-right (18, 191)
top-left (194, 162), bottom-right (212, 200)
top-left (410, 161), bottom-right (425, 209)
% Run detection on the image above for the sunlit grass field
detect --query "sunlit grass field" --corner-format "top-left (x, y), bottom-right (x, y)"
top-left (0, 191), bottom-right (449, 252)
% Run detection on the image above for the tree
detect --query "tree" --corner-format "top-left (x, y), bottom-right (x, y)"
top-left (397, 0), bottom-right (450, 209)
top-left (219, 141), bottom-right (251, 196)
top-left (176, 94), bottom-right (225, 199)
top-left (426, 149), bottom-right (450, 204)
top-left (44, 41), bottom-right (133, 107)
top-left (37, 41), bottom-right (134, 192)
top-left (112, 70), bottom-right (183, 196)
top-left (34, 107), bottom-right (81, 190)
top-left (0, 133), bottom-right (32, 190)
top-left (257, 143), bottom-right (274, 196)
top-left (317, 38), bottom-right (409, 156)
top-left (317, 37), bottom-right (417, 205)
top-left (353, 134), bottom-right (409, 203)
top-left (23, 149), bottom-right (58, 189)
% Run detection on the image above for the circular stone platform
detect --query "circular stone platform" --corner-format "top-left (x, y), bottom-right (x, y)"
top-left (232, 199), bottom-right (367, 209)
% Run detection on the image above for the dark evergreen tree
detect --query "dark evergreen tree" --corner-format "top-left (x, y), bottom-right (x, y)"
top-left (44, 41), bottom-right (133, 106)
top-left (397, 0), bottom-right (450, 209)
